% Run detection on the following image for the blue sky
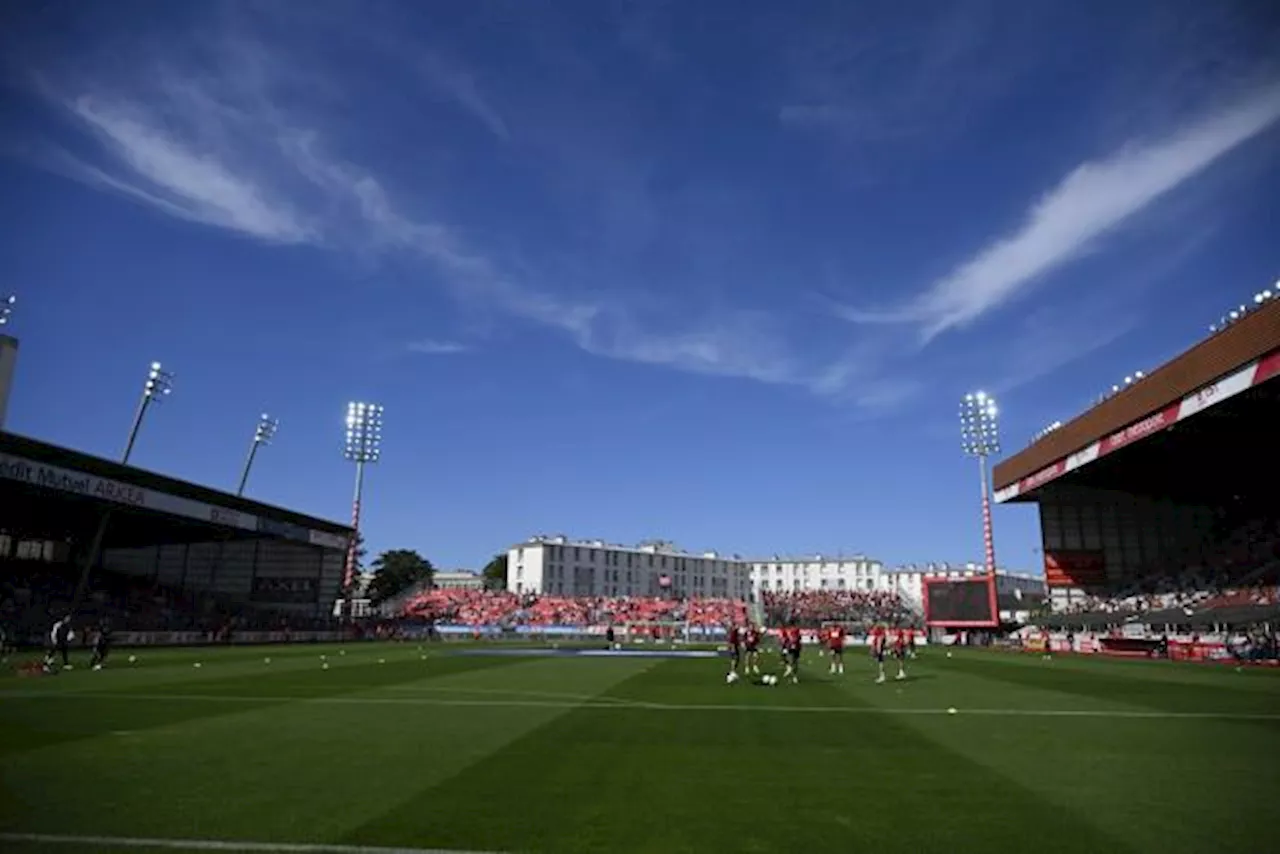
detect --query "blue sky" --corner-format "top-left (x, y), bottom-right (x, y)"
top-left (2, 1), bottom-right (1278, 573)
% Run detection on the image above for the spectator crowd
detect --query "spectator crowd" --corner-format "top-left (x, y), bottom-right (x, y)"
top-left (761, 590), bottom-right (914, 628)
top-left (399, 588), bottom-right (750, 628)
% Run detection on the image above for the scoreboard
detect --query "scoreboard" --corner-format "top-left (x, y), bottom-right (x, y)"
top-left (924, 577), bottom-right (998, 627)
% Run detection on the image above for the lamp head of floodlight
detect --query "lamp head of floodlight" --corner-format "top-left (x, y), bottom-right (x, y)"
top-left (343, 401), bottom-right (383, 462)
top-left (0, 294), bottom-right (14, 326)
top-left (142, 361), bottom-right (173, 401)
top-left (254, 413), bottom-right (279, 445)
top-left (959, 390), bottom-right (1000, 456)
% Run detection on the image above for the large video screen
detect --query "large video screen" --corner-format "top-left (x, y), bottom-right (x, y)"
top-left (926, 579), bottom-right (996, 626)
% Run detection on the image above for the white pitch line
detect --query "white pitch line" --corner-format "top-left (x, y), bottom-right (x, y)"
top-left (0, 690), bottom-right (1277, 720)
top-left (0, 832), bottom-right (500, 854)
top-left (381, 684), bottom-right (642, 706)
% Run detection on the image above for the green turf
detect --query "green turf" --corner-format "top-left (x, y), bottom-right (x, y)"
top-left (1, 643), bottom-right (1278, 853)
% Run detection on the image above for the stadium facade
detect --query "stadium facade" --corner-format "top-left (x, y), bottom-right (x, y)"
top-left (1, 430), bottom-right (354, 622)
top-left (993, 297), bottom-right (1279, 613)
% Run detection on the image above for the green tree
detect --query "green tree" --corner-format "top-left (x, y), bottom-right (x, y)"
top-left (481, 553), bottom-right (508, 590)
top-left (367, 549), bottom-right (434, 605)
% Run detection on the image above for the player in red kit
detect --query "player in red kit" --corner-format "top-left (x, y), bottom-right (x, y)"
top-left (827, 625), bottom-right (845, 674)
top-left (726, 623), bottom-right (743, 680)
top-left (870, 624), bottom-right (888, 683)
top-left (781, 624), bottom-right (802, 683)
top-left (744, 624), bottom-right (762, 675)
top-left (892, 626), bottom-right (909, 681)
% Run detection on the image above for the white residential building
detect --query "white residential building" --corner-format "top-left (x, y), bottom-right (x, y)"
top-left (746, 556), bottom-right (886, 596)
top-left (506, 536), bottom-right (886, 601)
top-left (507, 536), bottom-right (752, 600)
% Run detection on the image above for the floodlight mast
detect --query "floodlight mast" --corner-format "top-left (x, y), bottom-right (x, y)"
top-left (342, 401), bottom-right (383, 616)
top-left (960, 391), bottom-right (1001, 626)
top-left (122, 361), bottom-right (173, 465)
top-left (72, 359), bottom-right (174, 619)
top-left (236, 413), bottom-right (278, 496)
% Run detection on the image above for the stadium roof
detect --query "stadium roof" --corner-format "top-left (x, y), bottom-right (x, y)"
top-left (0, 430), bottom-right (351, 549)
top-left (993, 298), bottom-right (1280, 502)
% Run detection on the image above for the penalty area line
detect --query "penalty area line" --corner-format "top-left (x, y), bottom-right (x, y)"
top-left (0, 691), bottom-right (1276, 720)
top-left (0, 832), bottom-right (501, 854)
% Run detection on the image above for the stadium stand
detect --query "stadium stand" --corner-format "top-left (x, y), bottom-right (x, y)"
top-left (399, 589), bottom-right (751, 629)
top-left (0, 431), bottom-right (353, 648)
top-left (993, 291), bottom-right (1280, 657)
top-left (761, 590), bottom-right (914, 627)
top-left (396, 588), bottom-right (915, 631)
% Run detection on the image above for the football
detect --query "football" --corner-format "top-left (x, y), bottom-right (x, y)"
top-left (726, 671), bottom-right (739, 684)
top-left (762, 674), bottom-right (777, 685)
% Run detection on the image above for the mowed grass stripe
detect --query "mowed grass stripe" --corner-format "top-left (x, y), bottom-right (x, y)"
top-left (0, 649), bottom-right (531, 759)
top-left (0, 655), bottom-right (652, 845)
top-left (341, 659), bottom-right (1126, 854)
top-left (833, 652), bottom-right (1280, 853)
top-left (0, 831), bottom-right (501, 853)
top-left (936, 648), bottom-right (1280, 718)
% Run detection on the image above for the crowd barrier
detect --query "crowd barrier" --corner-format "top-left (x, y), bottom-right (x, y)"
top-left (1020, 631), bottom-right (1269, 664)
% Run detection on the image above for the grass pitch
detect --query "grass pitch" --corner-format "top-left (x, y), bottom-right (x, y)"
top-left (1, 642), bottom-right (1278, 853)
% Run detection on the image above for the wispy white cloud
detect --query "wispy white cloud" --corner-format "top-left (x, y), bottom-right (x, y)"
top-left (60, 94), bottom-right (315, 244)
top-left (28, 63), bottom-right (838, 399)
top-left (406, 339), bottom-right (468, 355)
top-left (840, 83), bottom-right (1280, 341)
top-left (417, 53), bottom-right (510, 141)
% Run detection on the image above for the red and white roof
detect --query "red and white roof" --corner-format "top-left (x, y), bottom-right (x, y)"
top-left (994, 347), bottom-right (1280, 503)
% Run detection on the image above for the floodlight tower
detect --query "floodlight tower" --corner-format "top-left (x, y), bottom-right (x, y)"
top-left (122, 361), bottom-right (174, 464)
top-left (342, 401), bottom-right (383, 602)
top-left (960, 391), bottom-right (1001, 625)
top-left (70, 358), bottom-right (173, 618)
top-left (236, 413), bottom-right (279, 496)
top-left (0, 295), bottom-right (17, 430)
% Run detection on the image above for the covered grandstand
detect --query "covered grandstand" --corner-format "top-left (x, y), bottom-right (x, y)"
top-left (0, 430), bottom-right (353, 645)
top-left (993, 297), bottom-right (1279, 630)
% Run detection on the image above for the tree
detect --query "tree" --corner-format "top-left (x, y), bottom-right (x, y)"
top-left (481, 553), bottom-right (508, 590)
top-left (367, 549), bottom-right (434, 605)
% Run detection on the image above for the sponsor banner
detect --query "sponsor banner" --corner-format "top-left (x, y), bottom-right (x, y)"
top-left (209, 506), bottom-right (258, 531)
top-left (257, 517), bottom-right (311, 542)
top-left (1043, 550), bottom-right (1107, 588)
top-left (1168, 640), bottom-right (1231, 662)
top-left (309, 530), bottom-right (349, 551)
top-left (1099, 404), bottom-right (1178, 455)
top-left (0, 453), bottom-right (260, 530)
top-left (250, 576), bottom-right (319, 604)
top-left (113, 630), bottom-right (347, 647)
top-left (994, 347), bottom-right (1280, 503)
top-left (435, 624), bottom-right (502, 635)
top-left (1176, 362), bottom-right (1257, 420)
top-left (514, 625), bottom-right (607, 636)
top-left (1064, 443), bottom-right (1100, 472)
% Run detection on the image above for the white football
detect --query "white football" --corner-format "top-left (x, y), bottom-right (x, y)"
top-left (726, 671), bottom-right (739, 684)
